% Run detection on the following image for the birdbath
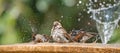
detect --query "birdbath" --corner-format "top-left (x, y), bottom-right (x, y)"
top-left (0, 43), bottom-right (120, 53)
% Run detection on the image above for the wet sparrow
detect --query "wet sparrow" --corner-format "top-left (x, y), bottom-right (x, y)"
top-left (51, 21), bottom-right (72, 43)
top-left (71, 30), bottom-right (98, 43)
top-left (32, 33), bottom-right (48, 43)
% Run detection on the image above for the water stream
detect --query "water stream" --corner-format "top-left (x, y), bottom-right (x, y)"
top-left (88, 0), bottom-right (120, 44)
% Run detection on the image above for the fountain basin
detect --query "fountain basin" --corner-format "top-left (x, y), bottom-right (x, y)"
top-left (0, 43), bottom-right (120, 53)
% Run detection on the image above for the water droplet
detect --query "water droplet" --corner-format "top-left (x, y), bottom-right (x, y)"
top-left (86, 4), bottom-right (89, 6)
top-left (99, 17), bottom-right (102, 20)
top-left (79, 1), bottom-right (82, 4)
top-left (77, 4), bottom-right (79, 6)
top-left (113, 4), bottom-right (117, 6)
top-left (103, 2), bottom-right (106, 4)
top-left (61, 16), bottom-right (64, 18)
top-left (114, 0), bottom-right (116, 2)
top-left (83, 9), bottom-right (86, 11)
top-left (101, 5), bottom-right (105, 7)
top-left (89, 0), bottom-right (92, 2)
top-left (87, 11), bottom-right (90, 14)
top-left (105, 15), bottom-right (109, 18)
top-left (106, 4), bottom-right (110, 6)
top-left (99, 3), bottom-right (102, 6)
top-left (94, 0), bottom-right (97, 2)
top-left (88, 22), bottom-right (91, 25)
top-left (78, 18), bottom-right (81, 21)
top-left (90, 16), bottom-right (93, 18)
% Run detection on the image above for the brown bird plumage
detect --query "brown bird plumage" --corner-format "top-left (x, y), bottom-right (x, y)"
top-left (71, 30), bottom-right (98, 43)
top-left (51, 21), bottom-right (72, 43)
top-left (32, 34), bottom-right (48, 44)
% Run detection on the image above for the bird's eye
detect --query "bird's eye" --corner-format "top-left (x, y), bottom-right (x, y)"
top-left (54, 23), bottom-right (58, 26)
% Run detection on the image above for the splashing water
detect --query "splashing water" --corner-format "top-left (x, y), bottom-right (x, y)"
top-left (88, 0), bottom-right (120, 44)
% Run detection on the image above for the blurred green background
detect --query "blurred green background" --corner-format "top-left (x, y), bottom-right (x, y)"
top-left (0, 0), bottom-right (120, 44)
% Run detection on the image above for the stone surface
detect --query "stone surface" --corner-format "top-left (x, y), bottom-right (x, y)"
top-left (0, 43), bottom-right (120, 53)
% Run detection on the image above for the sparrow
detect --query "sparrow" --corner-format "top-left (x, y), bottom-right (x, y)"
top-left (71, 30), bottom-right (98, 43)
top-left (30, 24), bottom-right (49, 43)
top-left (71, 30), bottom-right (86, 42)
top-left (32, 33), bottom-right (48, 44)
top-left (80, 32), bottom-right (94, 43)
top-left (51, 21), bottom-right (72, 43)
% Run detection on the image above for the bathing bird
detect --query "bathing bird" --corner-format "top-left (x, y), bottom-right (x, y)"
top-left (51, 21), bottom-right (72, 43)
top-left (32, 33), bottom-right (48, 43)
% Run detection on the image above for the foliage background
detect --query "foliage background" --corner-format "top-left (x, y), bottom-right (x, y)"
top-left (0, 0), bottom-right (120, 44)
